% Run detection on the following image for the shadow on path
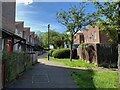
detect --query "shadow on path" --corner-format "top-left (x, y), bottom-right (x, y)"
top-left (8, 53), bottom-right (95, 89)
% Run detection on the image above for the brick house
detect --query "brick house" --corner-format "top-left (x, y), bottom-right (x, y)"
top-left (23, 27), bottom-right (30, 51)
top-left (73, 31), bottom-right (84, 49)
top-left (74, 31), bottom-right (84, 44)
top-left (14, 21), bottom-right (25, 51)
top-left (30, 32), bottom-right (35, 46)
top-left (2, 2), bottom-right (16, 53)
top-left (83, 25), bottom-right (109, 44)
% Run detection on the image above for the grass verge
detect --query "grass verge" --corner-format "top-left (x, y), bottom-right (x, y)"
top-left (70, 70), bottom-right (119, 88)
top-left (45, 57), bottom-right (97, 68)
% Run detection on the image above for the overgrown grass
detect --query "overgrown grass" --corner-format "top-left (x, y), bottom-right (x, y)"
top-left (45, 57), bottom-right (97, 68)
top-left (70, 70), bottom-right (119, 88)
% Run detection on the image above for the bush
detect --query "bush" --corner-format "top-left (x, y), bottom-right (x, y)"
top-left (52, 48), bottom-right (70, 58)
top-left (49, 49), bottom-right (56, 57)
top-left (78, 43), bottom-right (87, 48)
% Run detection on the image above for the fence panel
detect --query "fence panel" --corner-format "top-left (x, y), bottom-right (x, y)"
top-left (96, 44), bottom-right (118, 68)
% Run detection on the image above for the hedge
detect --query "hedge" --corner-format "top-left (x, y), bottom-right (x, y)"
top-left (52, 48), bottom-right (70, 58)
top-left (49, 49), bottom-right (56, 57)
top-left (2, 51), bottom-right (32, 86)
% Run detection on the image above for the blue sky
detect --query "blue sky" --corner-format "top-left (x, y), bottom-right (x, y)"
top-left (16, 2), bottom-right (97, 33)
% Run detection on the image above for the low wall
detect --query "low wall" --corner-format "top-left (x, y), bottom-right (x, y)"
top-left (77, 44), bottom-right (97, 64)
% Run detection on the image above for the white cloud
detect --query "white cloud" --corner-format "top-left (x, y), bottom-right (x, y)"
top-left (16, 0), bottom-right (33, 5)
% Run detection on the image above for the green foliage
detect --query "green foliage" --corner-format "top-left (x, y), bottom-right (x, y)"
top-left (36, 31), bottom-right (45, 47)
top-left (49, 49), bottom-right (56, 57)
top-left (56, 3), bottom-right (96, 61)
top-left (93, 2), bottom-right (119, 43)
top-left (78, 43), bottom-right (87, 48)
top-left (2, 51), bottom-right (32, 84)
top-left (45, 57), bottom-right (97, 68)
top-left (41, 30), bottom-right (69, 49)
top-left (70, 70), bottom-right (118, 88)
top-left (52, 48), bottom-right (70, 58)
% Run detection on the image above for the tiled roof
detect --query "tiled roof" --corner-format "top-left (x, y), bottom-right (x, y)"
top-left (15, 21), bottom-right (24, 26)
top-left (23, 27), bottom-right (30, 31)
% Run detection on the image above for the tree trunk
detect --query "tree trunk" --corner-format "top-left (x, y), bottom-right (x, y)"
top-left (70, 34), bottom-right (74, 61)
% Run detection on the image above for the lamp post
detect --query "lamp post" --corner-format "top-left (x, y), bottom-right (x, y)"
top-left (48, 24), bottom-right (50, 61)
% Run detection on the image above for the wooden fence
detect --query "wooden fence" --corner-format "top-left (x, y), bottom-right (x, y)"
top-left (77, 44), bottom-right (118, 68)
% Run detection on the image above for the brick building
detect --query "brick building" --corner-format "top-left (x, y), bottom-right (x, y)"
top-left (74, 31), bottom-right (84, 44)
top-left (83, 25), bottom-right (109, 44)
top-left (14, 21), bottom-right (24, 51)
top-left (74, 25), bottom-right (109, 45)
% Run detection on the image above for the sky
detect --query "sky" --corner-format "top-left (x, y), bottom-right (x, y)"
top-left (16, 1), bottom-right (97, 33)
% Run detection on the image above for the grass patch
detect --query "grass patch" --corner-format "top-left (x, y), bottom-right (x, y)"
top-left (70, 70), bottom-right (119, 88)
top-left (45, 57), bottom-right (97, 68)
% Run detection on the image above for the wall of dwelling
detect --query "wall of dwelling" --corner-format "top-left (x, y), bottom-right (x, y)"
top-left (26, 30), bottom-right (30, 43)
top-left (14, 22), bottom-right (24, 52)
top-left (99, 31), bottom-right (109, 44)
top-left (74, 33), bottom-right (84, 44)
top-left (83, 26), bottom-right (100, 44)
top-left (2, 2), bottom-right (15, 33)
top-left (15, 23), bottom-right (23, 38)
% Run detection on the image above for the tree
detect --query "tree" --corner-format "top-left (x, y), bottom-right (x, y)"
top-left (93, 2), bottom-right (119, 43)
top-left (56, 3), bottom-right (96, 61)
top-left (93, 2), bottom-right (120, 85)
top-left (42, 30), bottom-right (67, 49)
top-left (36, 31), bottom-right (45, 47)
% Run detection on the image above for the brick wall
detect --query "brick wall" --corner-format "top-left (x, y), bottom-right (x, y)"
top-left (77, 44), bottom-right (118, 67)
top-left (83, 26), bottom-right (100, 43)
top-left (74, 33), bottom-right (84, 44)
top-left (83, 26), bottom-right (109, 44)
top-left (99, 32), bottom-right (109, 44)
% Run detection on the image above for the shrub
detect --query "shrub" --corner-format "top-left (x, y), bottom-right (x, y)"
top-left (52, 48), bottom-right (70, 58)
top-left (78, 43), bottom-right (87, 48)
top-left (49, 49), bottom-right (56, 57)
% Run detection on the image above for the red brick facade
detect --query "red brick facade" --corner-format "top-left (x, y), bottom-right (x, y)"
top-left (74, 25), bottom-right (109, 45)
top-left (74, 32), bottom-right (84, 44)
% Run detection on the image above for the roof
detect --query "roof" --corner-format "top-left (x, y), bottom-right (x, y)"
top-left (15, 21), bottom-right (24, 26)
top-left (23, 27), bottom-right (30, 31)
top-left (30, 32), bottom-right (35, 35)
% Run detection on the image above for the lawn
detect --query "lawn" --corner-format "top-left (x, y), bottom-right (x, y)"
top-left (45, 57), bottom-right (97, 68)
top-left (70, 70), bottom-right (119, 88)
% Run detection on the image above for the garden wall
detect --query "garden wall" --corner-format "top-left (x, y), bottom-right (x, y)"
top-left (77, 44), bottom-right (97, 64)
top-left (77, 44), bottom-right (118, 68)
top-left (2, 52), bottom-right (33, 88)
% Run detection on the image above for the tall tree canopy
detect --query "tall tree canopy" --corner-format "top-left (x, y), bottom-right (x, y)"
top-left (40, 30), bottom-right (69, 49)
top-left (93, 2), bottom-right (120, 43)
top-left (56, 3), bottom-right (96, 61)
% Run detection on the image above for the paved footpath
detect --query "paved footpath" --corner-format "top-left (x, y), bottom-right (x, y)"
top-left (9, 53), bottom-right (78, 88)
